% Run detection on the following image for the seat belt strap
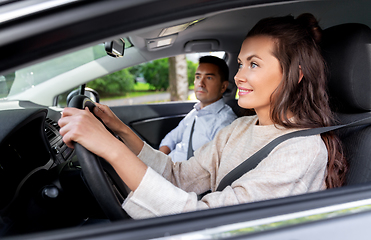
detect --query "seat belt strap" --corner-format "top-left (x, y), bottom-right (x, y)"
top-left (216, 116), bottom-right (371, 192)
top-left (187, 119), bottom-right (196, 160)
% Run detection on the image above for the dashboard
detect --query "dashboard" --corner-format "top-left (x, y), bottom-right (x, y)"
top-left (0, 100), bottom-right (129, 236)
top-left (0, 101), bottom-right (73, 210)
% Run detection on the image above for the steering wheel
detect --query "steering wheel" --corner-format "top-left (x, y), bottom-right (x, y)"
top-left (68, 95), bottom-right (129, 221)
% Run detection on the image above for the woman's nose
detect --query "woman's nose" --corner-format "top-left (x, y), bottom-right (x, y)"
top-left (234, 71), bottom-right (246, 85)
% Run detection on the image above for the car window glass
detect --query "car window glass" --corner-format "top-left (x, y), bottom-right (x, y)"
top-left (4, 44), bottom-right (106, 99)
top-left (0, 38), bottom-right (133, 101)
top-left (66, 51), bottom-right (225, 107)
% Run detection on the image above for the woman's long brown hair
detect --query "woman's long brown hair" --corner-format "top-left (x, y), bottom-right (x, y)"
top-left (246, 13), bottom-right (347, 188)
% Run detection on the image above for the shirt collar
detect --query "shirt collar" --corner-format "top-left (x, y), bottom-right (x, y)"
top-left (194, 98), bottom-right (225, 114)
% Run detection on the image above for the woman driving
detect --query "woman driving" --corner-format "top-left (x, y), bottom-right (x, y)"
top-left (59, 13), bottom-right (347, 219)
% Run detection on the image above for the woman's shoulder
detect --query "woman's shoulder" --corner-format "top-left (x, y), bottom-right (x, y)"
top-left (275, 133), bottom-right (327, 158)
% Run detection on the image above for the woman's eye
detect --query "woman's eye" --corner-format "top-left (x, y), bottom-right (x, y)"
top-left (250, 62), bottom-right (258, 68)
top-left (237, 63), bottom-right (242, 69)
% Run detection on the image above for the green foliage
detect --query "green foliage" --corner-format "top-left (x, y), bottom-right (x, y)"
top-left (128, 64), bottom-right (142, 78)
top-left (139, 58), bottom-right (169, 91)
top-left (187, 60), bottom-right (198, 87)
top-left (139, 57), bottom-right (198, 91)
top-left (87, 68), bottom-right (135, 97)
top-left (87, 56), bottom-right (198, 97)
top-left (133, 82), bottom-right (152, 91)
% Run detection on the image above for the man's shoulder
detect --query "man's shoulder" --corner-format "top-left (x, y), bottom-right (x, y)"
top-left (184, 107), bottom-right (198, 119)
top-left (218, 103), bottom-right (237, 120)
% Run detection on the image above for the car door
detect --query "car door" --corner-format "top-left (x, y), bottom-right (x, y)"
top-left (110, 101), bottom-right (195, 149)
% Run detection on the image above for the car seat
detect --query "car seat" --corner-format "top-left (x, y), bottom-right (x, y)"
top-left (225, 98), bottom-right (255, 117)
top-left (322, 23), bottom-right (371, 185)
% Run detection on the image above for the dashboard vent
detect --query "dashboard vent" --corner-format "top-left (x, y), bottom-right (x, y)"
top-left (46, 118), bottom-right (60, 131)
top-left (45, 118), bottom-right (59, 141)
top-left (45, 126), bottom-right (56, 141)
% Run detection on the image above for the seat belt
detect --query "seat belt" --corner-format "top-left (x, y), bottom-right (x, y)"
top-left (187, 119), bottom-right (196, 160)
top-left (216, 116), bottom-right (371, 192)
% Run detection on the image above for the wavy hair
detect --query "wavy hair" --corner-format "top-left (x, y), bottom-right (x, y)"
top-left (246, 13), bottom-right (347, 188)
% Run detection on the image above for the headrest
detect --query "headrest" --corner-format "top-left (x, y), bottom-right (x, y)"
top-left (322, 23), bottom-right (371, 113)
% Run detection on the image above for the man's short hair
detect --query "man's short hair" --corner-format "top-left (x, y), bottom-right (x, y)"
top-left (199, 56), bottom-right (229, 82)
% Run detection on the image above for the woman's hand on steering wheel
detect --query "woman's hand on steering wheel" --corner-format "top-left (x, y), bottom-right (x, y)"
top-left (58, 96), bottom-right (132, 220)
top-left (58, 107), bottom-right (122, 161)
top-left (93, 103), bottom-right (125, 134)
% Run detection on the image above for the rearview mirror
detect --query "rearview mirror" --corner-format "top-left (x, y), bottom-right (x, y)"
top-left (104, 38), bottom-right (125, 58)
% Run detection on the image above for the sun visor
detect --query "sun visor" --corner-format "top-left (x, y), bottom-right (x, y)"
top-left (184, 40), bottom-right (219, 52)
top-left (147, 34), bottom-right (177, 51)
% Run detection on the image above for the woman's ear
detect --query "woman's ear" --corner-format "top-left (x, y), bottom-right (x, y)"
top-left (298, 65), bottom-right (304, 83)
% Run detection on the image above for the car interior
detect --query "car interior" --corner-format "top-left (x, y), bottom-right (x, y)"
top-left (2, 0), bottom-right (371, 239)
top-left (322, 23), bottom-right (371, 185)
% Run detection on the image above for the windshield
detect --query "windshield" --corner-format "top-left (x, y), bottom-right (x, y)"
top-left (0, 44), bottom-right (107, 100)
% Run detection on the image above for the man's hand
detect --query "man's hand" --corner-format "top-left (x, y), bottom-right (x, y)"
top-left (159, 145), bottom-right (171, 155)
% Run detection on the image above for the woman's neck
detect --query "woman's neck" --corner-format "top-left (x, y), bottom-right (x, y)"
top-left (255, 108), bottom-right (294, 126)
top-left (255, 111), bottom-right (273, 126)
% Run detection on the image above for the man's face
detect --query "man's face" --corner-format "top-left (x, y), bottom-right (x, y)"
top-left (194, 63), bottom-right (228, 108)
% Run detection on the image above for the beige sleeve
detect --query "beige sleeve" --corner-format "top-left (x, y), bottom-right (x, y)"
top-left (186, 135), bottom-right (327, 211)
top-left (124, 127), bottom-right (327, 220)
top-left (136, 120), bottom-right (235, 194)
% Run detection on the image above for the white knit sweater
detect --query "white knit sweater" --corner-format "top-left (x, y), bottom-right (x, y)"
top-left (122, 115), bottom-right (327, 219)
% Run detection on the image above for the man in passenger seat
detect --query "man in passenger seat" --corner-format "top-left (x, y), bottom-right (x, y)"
top-left (159, 56), bottom-right (237, 162)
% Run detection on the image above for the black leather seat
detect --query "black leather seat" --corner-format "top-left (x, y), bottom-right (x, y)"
top-left (322, 23), bottom-right (371, 185)
top-left (225, 98), bottom-right (255, 117)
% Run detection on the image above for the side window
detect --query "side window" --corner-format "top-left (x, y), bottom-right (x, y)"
top-left (57, 52), bottom-right (225, 107)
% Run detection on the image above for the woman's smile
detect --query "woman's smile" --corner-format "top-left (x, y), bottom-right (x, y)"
top-left (238, 87), bottom-right (253, 96)
top-left (234, 35), bottom-right (283, 125)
